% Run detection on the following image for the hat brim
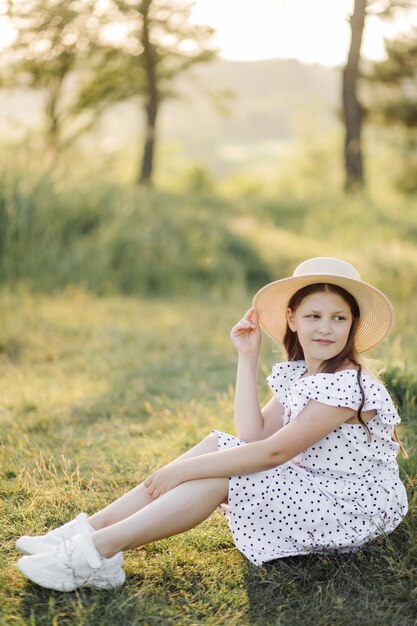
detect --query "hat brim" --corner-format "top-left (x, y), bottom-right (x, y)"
top-left (252, 274), bottom-right (394, 353)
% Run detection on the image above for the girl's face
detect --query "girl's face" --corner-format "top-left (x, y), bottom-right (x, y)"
top-left (286, 291), bottom-right (353, 367)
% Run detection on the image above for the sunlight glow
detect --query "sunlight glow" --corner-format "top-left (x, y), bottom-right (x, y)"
top-left (0, 16), bottom-right (16, 48)
top-left (101, 22), bottom-right (130, 46)
top-left (189, 0), bottom-right (416, 66)
top-left (1, 1), bottom-right (416, 66)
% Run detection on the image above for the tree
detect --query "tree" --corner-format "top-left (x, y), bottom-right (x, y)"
top-left (78, 0), bottom-right (217, 185)
top-left (3, 0), bottom-right (104, 166)
top-left (341, 0), bottom-right (415, 191)
top-left (3, 0), bottom-right (216, 182)
top-left (364, 27), bottom-right (417, 191)
top-left (342, 0), bottom-right (367, 191)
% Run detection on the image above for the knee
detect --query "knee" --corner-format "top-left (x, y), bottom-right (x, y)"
top-left (204, 431), bottom-right (219, 450)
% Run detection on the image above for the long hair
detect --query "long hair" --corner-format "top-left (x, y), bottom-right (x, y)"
top-left (283, 283), bottom-right (371, 439)
top-left (283, 283), bottom-right (407, 457)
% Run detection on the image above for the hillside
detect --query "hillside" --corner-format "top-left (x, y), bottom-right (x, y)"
top-left (164, 59), bottom-right (339, 138)
top-left (0, 58), bottom-right (340, 171)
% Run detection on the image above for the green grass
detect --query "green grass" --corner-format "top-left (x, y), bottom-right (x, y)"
top-left (0, 289), bottom-right (416, 625)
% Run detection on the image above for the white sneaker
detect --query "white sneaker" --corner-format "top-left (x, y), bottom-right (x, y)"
top-left (15, 513), bottom-right (95, 555)
top-left (17, 532), bottom-right (126, 592)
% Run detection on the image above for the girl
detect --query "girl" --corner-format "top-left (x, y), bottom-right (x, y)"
top-left (16, 257), bottom-right (408, 591)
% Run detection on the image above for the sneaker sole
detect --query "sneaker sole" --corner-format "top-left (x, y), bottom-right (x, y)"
top-left (87, 571), bottom-right (126, 589)
top-left (17, 560), bottom-right (126, 592)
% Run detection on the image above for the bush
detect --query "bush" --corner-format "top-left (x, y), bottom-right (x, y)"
top-left (0, 173), bottom-right (271, 296)
top-left (383, 366), bottom-right (417, 421)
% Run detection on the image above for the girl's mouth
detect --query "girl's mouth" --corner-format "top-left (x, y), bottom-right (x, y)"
top-left (313, 339), bottom-right (334, 345)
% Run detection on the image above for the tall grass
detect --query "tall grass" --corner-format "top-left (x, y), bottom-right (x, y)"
top-left (2, 161), bottom-right (417, 305)
top-left (0, 172), bottom-right (271, 296)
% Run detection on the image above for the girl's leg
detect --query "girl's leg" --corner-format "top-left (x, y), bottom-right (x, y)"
top-left (92, 475), bottom-right (229, 558)
top-left (89, 432), bottom-right (220, 530)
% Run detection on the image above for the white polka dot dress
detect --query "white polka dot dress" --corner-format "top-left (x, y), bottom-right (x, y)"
top-left (213, 360), bottom-right (408, 566)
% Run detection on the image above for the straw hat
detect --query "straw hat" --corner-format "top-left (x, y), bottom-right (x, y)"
top-left (252, 257), bottom-right (394, 353)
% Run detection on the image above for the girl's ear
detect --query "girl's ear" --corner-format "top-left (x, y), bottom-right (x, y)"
top-left (286, 307), bottom-right (296, 332)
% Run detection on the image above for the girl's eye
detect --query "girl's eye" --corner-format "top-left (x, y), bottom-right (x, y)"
top-left (304, 314), bottom-right (347, 321)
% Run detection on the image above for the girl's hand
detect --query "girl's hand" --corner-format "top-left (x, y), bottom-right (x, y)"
top-left (230, 307), bottom-right (261, 356)
top-left (143, 463), bottom-right (187, 498)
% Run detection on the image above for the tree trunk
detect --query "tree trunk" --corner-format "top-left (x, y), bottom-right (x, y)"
top-left (44, 87), bottom-right (61, 168)
top-left (138, 0), bottom-right (159, 186)
top-left (139, 97), bottom-right (158, 185)
top-left (342, 0), bottom-right (367, 191)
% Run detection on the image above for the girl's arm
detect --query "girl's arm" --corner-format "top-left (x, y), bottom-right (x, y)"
top-left (144, 399), bottom-right (355, 498)
top-left (231, 308), bottom-right (284, 442)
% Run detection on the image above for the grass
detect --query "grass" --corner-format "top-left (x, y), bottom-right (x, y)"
top-left (0, 288), bottom-right (416, 625)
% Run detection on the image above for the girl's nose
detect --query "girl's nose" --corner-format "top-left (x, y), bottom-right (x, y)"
top-left (318, 320), bottom-right (331, 334)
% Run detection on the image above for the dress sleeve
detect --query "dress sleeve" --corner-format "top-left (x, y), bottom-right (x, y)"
top-left (361, 375), bottom-right (401, 425)
top-left (266, 361), bottom-right (306, 406)
top-left (292, 370), bottom-right (401, 425)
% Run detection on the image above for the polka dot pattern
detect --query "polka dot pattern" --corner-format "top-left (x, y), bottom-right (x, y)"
top-left (213, 360), bottom-right (408, 566)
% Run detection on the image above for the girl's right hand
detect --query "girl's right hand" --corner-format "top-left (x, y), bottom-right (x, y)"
top-left (230, 307), bottom-right (261, 356)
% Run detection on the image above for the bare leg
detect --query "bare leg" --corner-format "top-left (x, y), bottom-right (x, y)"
top-left (92, 476), bottom-right (229, 558)
top-left (89, 432), bottom-right (220, 530)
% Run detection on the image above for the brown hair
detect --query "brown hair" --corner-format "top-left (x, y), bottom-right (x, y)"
top-left (283, 283), bottom-right (407, 456)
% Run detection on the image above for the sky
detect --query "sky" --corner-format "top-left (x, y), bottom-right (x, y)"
top-left (0, 0), bottom-right (415, 67)
top-left (189, 0), bottom-right (414, 66)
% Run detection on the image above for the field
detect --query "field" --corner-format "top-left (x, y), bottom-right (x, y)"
top-left (0, 168), bottom-right (417, 625)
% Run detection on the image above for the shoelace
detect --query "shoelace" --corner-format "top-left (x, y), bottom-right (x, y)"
top-left (49, 534), bottom-right (102, 569)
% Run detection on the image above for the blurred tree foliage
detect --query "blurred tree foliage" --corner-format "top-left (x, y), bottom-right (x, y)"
top-left (4, 0), bottom-right (105, 165)
top-left (3, 0), bottom-right (217, 183)
top-left (364, 26), bottom-right (417, 192)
